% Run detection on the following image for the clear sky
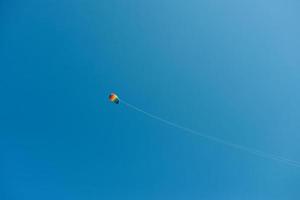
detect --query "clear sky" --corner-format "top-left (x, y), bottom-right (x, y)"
top-left (1, 0), bottom-right (300, 199)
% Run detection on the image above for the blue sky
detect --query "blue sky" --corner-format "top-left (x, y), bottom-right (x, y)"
top-left (1, 0), bottom-right (300, 199)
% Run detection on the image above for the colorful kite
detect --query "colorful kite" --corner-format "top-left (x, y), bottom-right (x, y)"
top-left (109, 93), bottom-right (119, 104)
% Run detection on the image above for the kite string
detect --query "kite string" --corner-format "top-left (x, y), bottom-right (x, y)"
top-left (120, 99), bottom-right (300, 168)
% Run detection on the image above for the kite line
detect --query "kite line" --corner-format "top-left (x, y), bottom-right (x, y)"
top-left (120, 98), bottom-right (300, 168)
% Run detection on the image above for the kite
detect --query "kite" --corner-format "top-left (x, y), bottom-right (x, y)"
top-left (109, 93), bottom-right (119, 104)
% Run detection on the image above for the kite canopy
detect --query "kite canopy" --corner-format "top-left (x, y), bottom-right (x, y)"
top-left (109, 93), bottom-right (119, 104)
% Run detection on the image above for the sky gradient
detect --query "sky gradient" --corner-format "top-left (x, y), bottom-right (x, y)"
top-left (1, 0), bottom-right (300, 199)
